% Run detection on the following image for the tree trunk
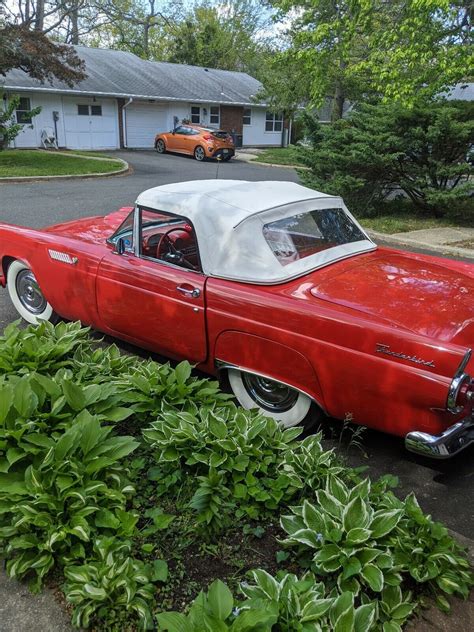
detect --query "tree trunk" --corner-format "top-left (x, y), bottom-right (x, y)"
top-left (70, 4), bottom-right (79, 45)
top-left (35, 0), bottom-right (45, 31)
top-left (331, 80), bottom-right (345, 122)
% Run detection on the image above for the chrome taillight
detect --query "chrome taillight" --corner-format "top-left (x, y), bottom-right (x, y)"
top-left (447, 349), bottom-right (472, 413)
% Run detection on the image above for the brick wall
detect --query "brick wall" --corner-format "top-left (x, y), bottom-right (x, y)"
top-left (220, 105), bottom-right (244, 134)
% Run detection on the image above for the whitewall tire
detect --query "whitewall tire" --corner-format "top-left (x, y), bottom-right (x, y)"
top-left (228, 368), bottom-right (313, 428)
top-left (7, 260), bottom-right (57, 325)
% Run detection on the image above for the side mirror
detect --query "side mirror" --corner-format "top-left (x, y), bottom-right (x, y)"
top-left (114, 237), bottom-right (126, 255)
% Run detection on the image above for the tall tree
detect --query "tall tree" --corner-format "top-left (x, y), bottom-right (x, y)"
top-left (269, 1), bottom-right (473, 118)
top-left (165, 1), bottom-right (270, 72)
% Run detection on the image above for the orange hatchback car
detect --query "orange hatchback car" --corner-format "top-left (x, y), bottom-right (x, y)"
top-left (154, 124), bottom-right (235, 161)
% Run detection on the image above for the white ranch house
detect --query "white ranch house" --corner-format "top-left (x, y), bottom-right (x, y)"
top-left (1, 46), bottom-right (289, 151)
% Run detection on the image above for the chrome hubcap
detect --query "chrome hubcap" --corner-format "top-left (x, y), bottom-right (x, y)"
top-left (16, 270), bottom-right (47, 314)
top-left (242, 374), bottom-right (298, 412)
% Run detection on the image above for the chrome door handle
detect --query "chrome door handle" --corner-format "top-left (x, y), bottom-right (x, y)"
top-left (177, 285), bottom-right (200, 298)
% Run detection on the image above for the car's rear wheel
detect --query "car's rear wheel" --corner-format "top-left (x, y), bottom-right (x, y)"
top-left (194, 146), bottom-right (205, 161)
top-left (7, 260), bottom-right (58, 325)
top-left (228, 368), bottom-right (321, 429)
top-left (155, 139), bottom-right (166, 153)
top-left (223, 155), bottom-right (232, 162)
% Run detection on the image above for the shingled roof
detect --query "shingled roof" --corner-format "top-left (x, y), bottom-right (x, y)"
top-left (2, 45), bottom-right (264, 106)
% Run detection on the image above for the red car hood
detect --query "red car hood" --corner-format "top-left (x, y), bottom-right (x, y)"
top-left (44, 209), bottom-right (132, 245)
top-left (310, 250), bottom-right (474, 345)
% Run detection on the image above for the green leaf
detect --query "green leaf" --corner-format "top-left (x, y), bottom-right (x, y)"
top-left (152, 559), bottom-right (168, 583)
top-left (95, 509), bottom-right (120, 530)
top-left (361, 564), bottom-right (384, 592)
top-left (208, 414), bottom-right (227, 439)
top-left (0, 384), bottom-right (13, 423)
top-left (62, 379), bottom-right (86, 411)
top-left (342, 556), bottom-right (362, 580)
top-left (175, 361), bottom-right (192, 384)
top-left (343, 496), bottom-right (370, 533)
top-left (156, 612), bottom-right (189, 632)
top-left (346, 528), bottom-right (371, 545)
top-left (317, 489), bottom-right (343, 520)
top-left (370, 510), bottom-right (403, 539)
top-left (207, 579), bottom-right (233, 621)
top-left (354, 603), bottom-right (376, 632)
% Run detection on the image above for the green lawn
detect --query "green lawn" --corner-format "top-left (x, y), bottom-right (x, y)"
top-left (359, 214), bottom-right (454, 234)
top-left (0, 150), bottom-right (124, 177)
top-left (69, 149), bottom-right (116, 159)
top-left (252, 145), bottom-right (305, 166)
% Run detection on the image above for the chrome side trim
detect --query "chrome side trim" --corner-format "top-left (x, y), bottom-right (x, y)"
top-left (405, 414), bottom-right (474, 459)
top-left (447, 349), bottom-right (472, 413)
top-left (215, 359), bottom-right (327, 413)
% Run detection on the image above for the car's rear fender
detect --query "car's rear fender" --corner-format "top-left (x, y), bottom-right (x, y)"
top-left (213, 330), bottom-right (327, 411)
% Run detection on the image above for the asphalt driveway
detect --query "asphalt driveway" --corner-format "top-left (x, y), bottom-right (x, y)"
top-left (0, 150), bottom-right (299, 228)
top-left (0, 150), bottom-right (472, 541)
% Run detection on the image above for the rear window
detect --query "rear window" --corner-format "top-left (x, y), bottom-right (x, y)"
top-left (263, 208), bottom-right (366, 266)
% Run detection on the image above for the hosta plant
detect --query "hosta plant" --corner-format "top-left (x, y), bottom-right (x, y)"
top-left (114, 359), bottom-right (233, 421)
top-left (280, 476), bottom-right (403, 595)
top-left (0, 320), bottom-right (92, 376)
top-left (157, 578), bottom-right (279, 631)
top-left (240, 569), bottom-right (377, 632)
top-left (389, 493), bottom-right (473, 610)
top-left (64, 537), bottom-right (155, 630)
top-left (144, 406), bottom-right (341, 530)
top-left (0, 410), bottom-right (138, 590)
top-left (0, 372), bottom-right (133, 475)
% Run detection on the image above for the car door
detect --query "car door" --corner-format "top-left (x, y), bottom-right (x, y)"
top-left (170, 126), bottom-right (188, 153)
top-left (96, 208), bottom-right (207, 363)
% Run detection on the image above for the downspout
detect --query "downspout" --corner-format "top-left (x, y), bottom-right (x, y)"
top-left (122, 98), bottom-right (133, 148)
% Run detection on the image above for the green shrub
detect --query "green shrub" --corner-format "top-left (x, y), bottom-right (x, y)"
top-left (280, 477), bottom-right (403, 595)
top-left (299, 100), bottom-right (474, 216)
top-left (143, 407), bottom-right (343, 531)
top-left (157, 578), bottom-right (279, 631)
top-left (0, 403), bottom-right (138, 590)
top-left (64, 537), bottom-right (155, 630)
top-left (113, 359), bottom-right (233, 421)
top-left (0, 320), bottom-right (91, 375)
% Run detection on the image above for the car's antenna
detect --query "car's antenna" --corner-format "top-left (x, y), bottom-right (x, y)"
top-left (215, 154), bottom-right (222, 179)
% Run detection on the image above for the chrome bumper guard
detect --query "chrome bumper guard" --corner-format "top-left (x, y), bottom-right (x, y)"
top-left (405, 413), bottom-right (474, 458)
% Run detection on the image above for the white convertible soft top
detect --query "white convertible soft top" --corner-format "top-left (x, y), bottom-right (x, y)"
top-left (136, 180), bottom-right (376, 284)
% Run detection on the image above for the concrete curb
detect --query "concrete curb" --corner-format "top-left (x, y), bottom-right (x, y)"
top-left (0, 153), bottom-right (130, 184)
top-left (250, 160), bottom-right (310, 171)
top-left (368, 229), bottom-right (474, 260)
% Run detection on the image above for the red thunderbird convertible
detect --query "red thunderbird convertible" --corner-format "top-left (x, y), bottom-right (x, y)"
top-left (1, 180), bottom-right (473, 458)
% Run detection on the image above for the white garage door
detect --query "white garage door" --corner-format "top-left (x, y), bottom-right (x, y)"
top-left (62, 97), bottom-right (119, 149)
top-left (125, 103), bottom-right (168, 148)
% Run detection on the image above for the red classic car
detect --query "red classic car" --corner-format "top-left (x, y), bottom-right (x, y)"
top-left (0, 180), bottom-right (473, 458)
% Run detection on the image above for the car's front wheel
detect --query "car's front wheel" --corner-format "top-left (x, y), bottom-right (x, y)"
top-left (7, 260), bottom-right (58, 325)
top-left (228, 368), bottom-right (320, 428)
top-left (194, 146), bottom-right (205, 161)
top-left (155, 139), bottom-right (166, 153)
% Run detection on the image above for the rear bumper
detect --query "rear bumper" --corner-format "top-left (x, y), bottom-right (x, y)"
top-left (405, 412), bottom-right (474, 458)
top-left (211, 148), bottom-right (235, 159)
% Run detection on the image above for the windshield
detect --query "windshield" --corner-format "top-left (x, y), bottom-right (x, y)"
top-left (263, 208), bottom-right (366, 266)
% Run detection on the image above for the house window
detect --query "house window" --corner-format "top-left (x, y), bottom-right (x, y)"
top-left (77, 104), bottom-right (89, 115)
top-left (210, 106), bottom-right (220, 125)
top-left (243, 108), bottom-right (252, 125)
top-left (91, 105), bottom-right (102, 116)
top-left (191, 106), bottom-right (201, 124)
top-left (16, 97), bottom-right (33, 124)
top-left (265, 111), bottom-right (283, 132)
